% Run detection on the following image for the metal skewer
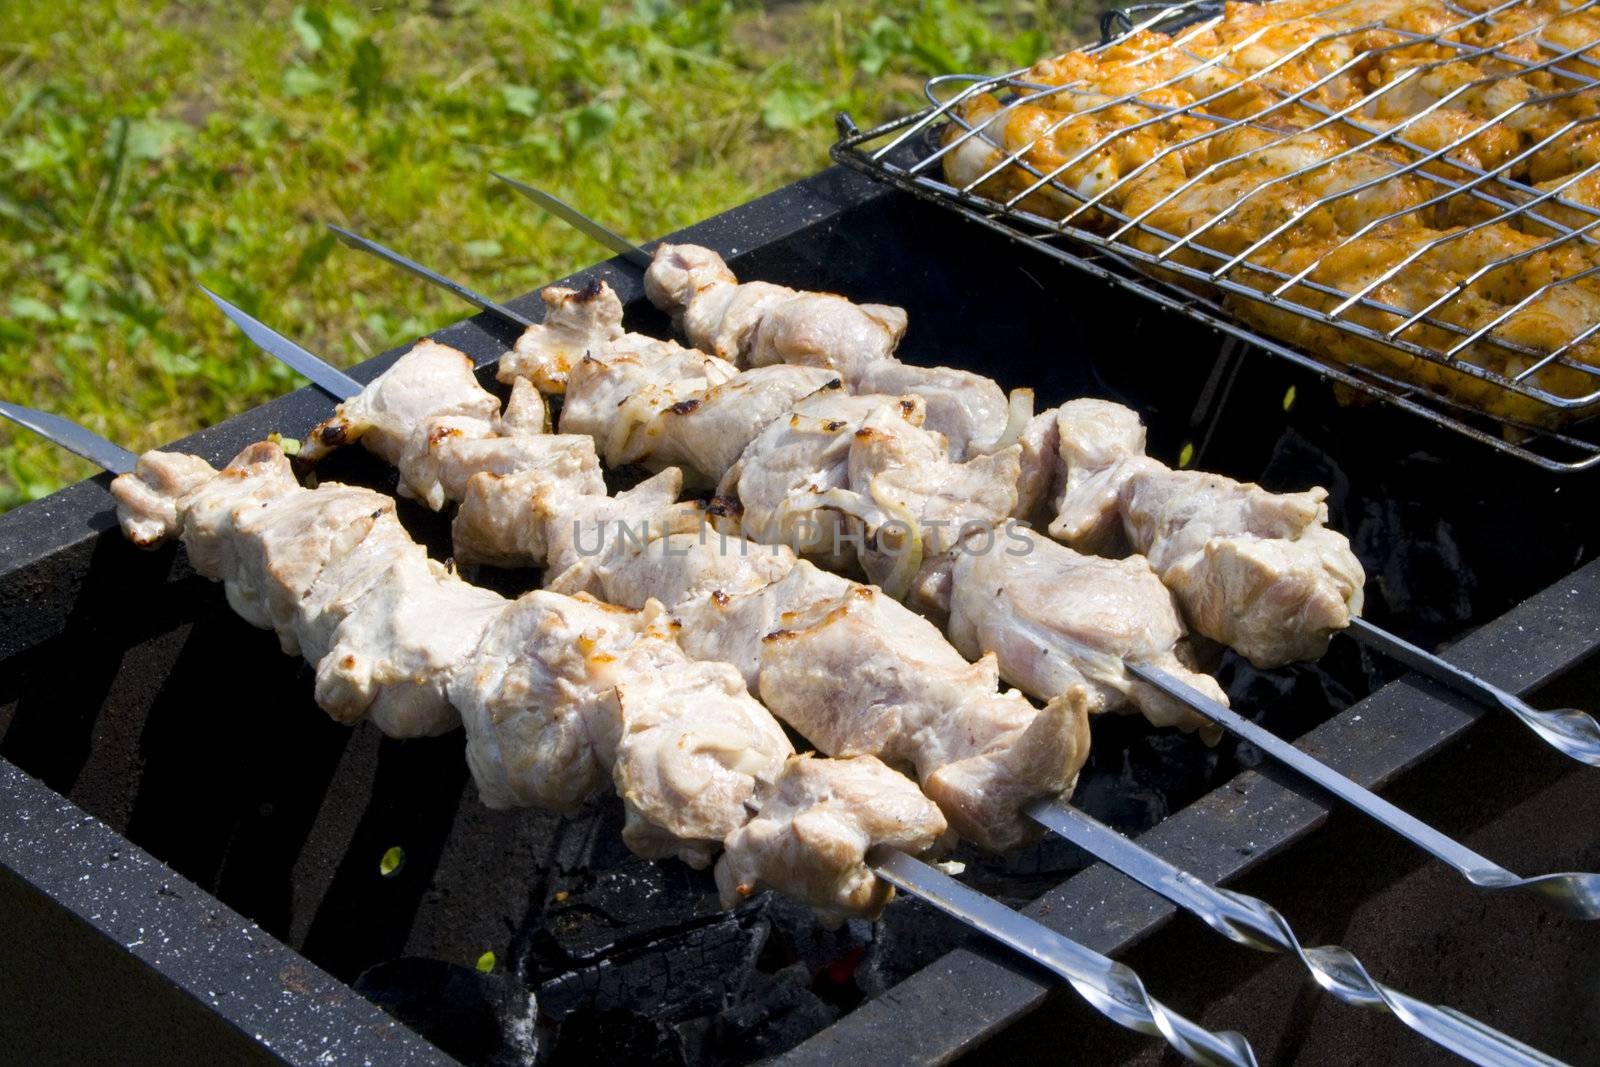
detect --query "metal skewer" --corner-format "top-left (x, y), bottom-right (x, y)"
top-left (0, 401), bottom-right (136, 475)
top-left (1129, 663), bottom-right (1600, 918)
top-left (202, 300), bottom-right (1572, 1067)
top-left (4, 396), bottom-right (1257, 1067)
top-left (321, 218), bottom-right (1600, 916)
top-left (480, 180), bottom-right (1600, 772)
top-left (1029, 802), bottom-right (1568, 1067)
top-left (1343, 617), bottom-right (1600, 767)
top-left (490, 174), bottom-right (654, 269)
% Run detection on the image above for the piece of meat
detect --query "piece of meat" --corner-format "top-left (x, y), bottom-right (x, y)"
top-left (716, 754), bottom-right (949, 927)
top-left (314, 552), bottom-right (505, 737)
top-left (716, 391), bottom-right (898, 572)
top-left (949, 527), bottom-right (1227, 734)
top-left (110, 450), bottom-right (217, 547)
top-left (560, 334), bottom-right (738, 471)
top-left (449, 591), bottom-right (791, 868)
top-left (650, 365), bottom-right (842, 485)
top-left (301, 340), bottom-right (497, 465)
top-left (761, 583), bottom-right (1091, 851)
top-left (111, 443), bottom-right (497, 737)
top-left (842, 398), bottom-right (1022, 610)
top-left (553, 529), bottom-right (1089, 852)
top-left (500, 279), bottom-right (625, 394)
top-left (856, 360), bottom-right (1016, 459)
top-left (550, 530), bottom-right (835, 690)
top-left (645, 243), bottom-right (908, 385)
top-left (1051, 399), bottom-right (1366, 666)
top-left (1047, 398), bottom-right (1146, 555)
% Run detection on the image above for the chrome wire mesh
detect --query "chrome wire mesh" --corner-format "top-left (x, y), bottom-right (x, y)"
top-left (832, 0), bottom-right (1600, 470)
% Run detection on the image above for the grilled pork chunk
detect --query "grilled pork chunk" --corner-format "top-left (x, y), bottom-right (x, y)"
top-left (950, 527), bottom-right (1228, 735)
top-left (644, 243), bottom-right (907, 387)
top-left (450, 591), bottom-right (793, 868)
top-left (112, 442), bottom-right (936, 919)
top-left (1050, 399), bottom-right (1365, 666)
top-left (300, 339), bottom-right (500, 467)
top-left (551, 531), bottom-right (1091, 853)
top-left (717, 754), bottom-right (948, 927)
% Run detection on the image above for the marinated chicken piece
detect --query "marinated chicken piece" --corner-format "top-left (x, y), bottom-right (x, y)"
top-left (1047, 398), bottom-right (1146, 555)
top-left (1121, 463), bottom-right (1367, 666)
top-left (1014, 407), bottom-right (1063, 525)
top-left (561, 338), bottom-right (738, 472)
top-left (645, 243), bottom-right (908, 385)
top-left (550, 530), bottom-right (836, 690)
top-left (949, 528), bottom-right (1226, 735)
top-left (451, 445), bottom-right (607, 569)
top-left (649, 365), bottom-right (842, 484)
top-left (940, 0), bottom-right (1600, 426)
top-left (716, 754), bottom-right (948, 927)
top-left (399, 417), bottom-right (599, 513)
top-left (542, 467), bottom-right (698, 577)
top-left (1051, 399), bottom-right (1366, 666)
top-left (610, 635), bottom-right (795, 869)
top-left (393, 377), bottom-right (564, 510)
top-left (523, 278), bottom-right (848, 485)
top-left (450, 591), bottom-right (791, 868)
top-left (719, 389), bottom-right (1023, 592)
top-left (289, 331), bottom-right (620, 570)
top-left (228, 482), bottom-right (408, 658)
top-left (301, 340), bottom-right (497, 465)
top-left (153, 443), bottom-right (304, 626)
top-left (300, 343), bottom-right (596, 517)
top-left (500, 278), bottom-right (624, 394)
top-left (289, 495), bottom-right (424, 668)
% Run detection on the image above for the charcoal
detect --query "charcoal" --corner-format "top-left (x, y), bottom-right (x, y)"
top-left (854, 895), bottom-right (976, 996)
top-left (1074, 760), bottom-right (1167, 833)
top-left (537, 909), bottom-right (767, 1024)
top-left (515, 804), bottom-right (722, 972)
top-left (709, 963), bottom-right (841, 1062)
top-left (544, 1008), bottom-right (687, 1066)
top-left (754, 891), bottom-right (874, 976)
top-left (353, 957), bottom-right (538, 1067)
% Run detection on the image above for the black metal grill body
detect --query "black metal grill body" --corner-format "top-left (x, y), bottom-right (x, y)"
top-left (2, 165), bottom-right (1599, 1065)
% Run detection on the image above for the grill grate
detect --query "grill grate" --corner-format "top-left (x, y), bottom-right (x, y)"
top-left (832, 0), bottom-right (1600, 470)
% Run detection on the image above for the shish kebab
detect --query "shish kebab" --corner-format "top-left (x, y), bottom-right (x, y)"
top-left (489, 179), bottom-right (1600, 764)
top-left (201, 299), bottom-right (1570, 1067)
top-left (325, 219), bottom-right (1600, 920)
top-left (0, 401), bottom-right (1260, 1067)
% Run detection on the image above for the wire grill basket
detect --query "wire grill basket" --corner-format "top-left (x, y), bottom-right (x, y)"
top-left (832, 0), bottom-right (1600, 471)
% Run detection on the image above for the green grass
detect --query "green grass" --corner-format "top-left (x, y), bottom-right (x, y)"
top-left (0, 0), bottom-right (1095, 510)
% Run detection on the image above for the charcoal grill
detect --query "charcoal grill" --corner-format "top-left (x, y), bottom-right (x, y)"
top-left (3, 165), bottom-right (1600, 1065)
top-left (831, 0), bottom-right (1600, 471)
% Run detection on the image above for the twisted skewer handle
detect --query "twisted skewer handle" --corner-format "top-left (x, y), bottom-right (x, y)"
top-left (1346, 617), bottom-right (1600, 768)
top-left (1129, 662), bottom-right (1600, 919)
top-left (1030, 802), bottom-right (1568, 1067)
top-left (869, 847), bottom-right (1259, 1067)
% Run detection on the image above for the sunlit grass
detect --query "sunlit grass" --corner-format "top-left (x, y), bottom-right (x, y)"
top-left (0, 0), bottom-right (1094, 510)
